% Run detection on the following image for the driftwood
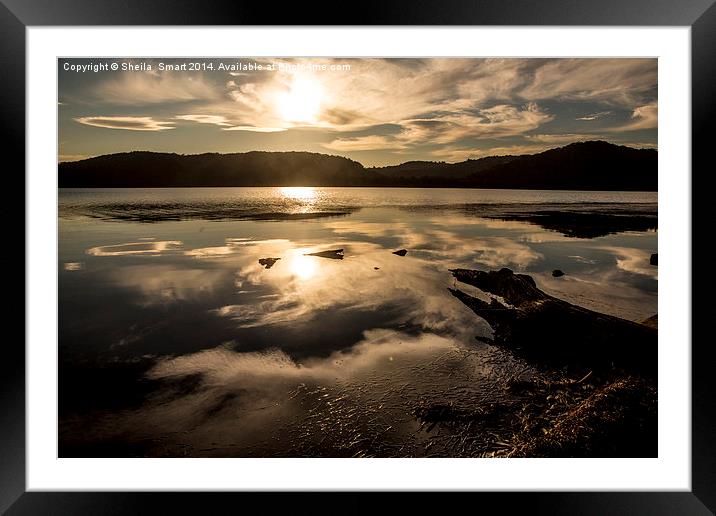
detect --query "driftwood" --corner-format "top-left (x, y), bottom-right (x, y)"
top-left (449, 268), bottom-right (656, 375)
top-left (258, 257), bottom-right (281, 269)
top-left (305, 249), bottom-right (344, 260)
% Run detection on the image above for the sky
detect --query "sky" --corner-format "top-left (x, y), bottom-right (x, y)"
top-left (58, 58), bottom-right (657, 167)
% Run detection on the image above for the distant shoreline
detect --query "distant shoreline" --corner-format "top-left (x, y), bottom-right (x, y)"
top-left (58, 141), bottom-right (657, 191)
top-left (58, 185), bottom-right (658, 192)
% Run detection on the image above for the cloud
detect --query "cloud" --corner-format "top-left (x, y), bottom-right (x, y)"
top-left (322, 135), bottom-right (406, 152)
top-left (92, 70), bottom-right (219, 105)
top-left (222, 126), bottom-right (286, 133)
top-left (110, 265), bottom-right (228, 306)
top-left (58, 153), bottom-right (90, 162)
top-left (576, 111), bottom-right (612, 121)
top-left (601, 246), bottom-right (658, 278)
top-left (403, 103), bottom-right (554, 144)
top-left (620, 142), bottom-right (658, 149)
top-left (525, 133), bottom-right (596, 144)
top-left (62, 58), bottom-right (658, 163)
top-left (175, 114), bottom-right (233, 127)
top-left (147, 331), bottom-right (456, 386)
top-left (171, 59), bottom-right (560, 139)
top-left (325, 219), bottom-right (543, 270)
top-left (534, 268), bottom-right (656, 321)
top-left (175, 114), bottom-right (286, 132)
top-left (324, 103), bottom-right (553, 153)
top-left (184, 238), bottom-right (289, 259)
top-left (418, 232), bottom-right (543, 269)
top-left (519, 59), bottom-right (657, 106)
top-left (86, 241), bottom-right (183, 256)
top-left (428, 147), bottom-right (483, 162)
top-left (74, 116), bottom-right (175, 131)
top-left (618, 102), bottom-right (658, 131)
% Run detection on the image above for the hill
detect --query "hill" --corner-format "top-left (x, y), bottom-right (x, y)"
top-left (58, 151), bottom-right (366, 188)
top-left (466, 141), bottom-right (657, 190)
top-left (58, 141), bottom-right (657, 191)
top-left (369, 155), bottom-right (516, 182)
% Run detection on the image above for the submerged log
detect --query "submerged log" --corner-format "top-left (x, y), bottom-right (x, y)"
top-left (258, 257), bottom-right (281, 269)
top-left (305, 249), bottom-right (344, 260)
top-left (449, 268), bottom-right (656, 375)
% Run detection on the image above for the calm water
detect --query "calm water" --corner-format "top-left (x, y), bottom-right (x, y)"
top-left (58, 187), bottom-right (657, 457)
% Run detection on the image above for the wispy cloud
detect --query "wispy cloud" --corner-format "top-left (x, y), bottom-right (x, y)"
top-left (525, 133), bottom-right (596, 144)
top-left (175, 114), bottom-right (233, 127)
top-left (91, 70), bottom-right (218, 105)
top-left (58, 153), bottom-right (90, 162)
top-left (620, 142), bottom-right (658, 149)
top-left (222, 126), bottom-right (286, 133)
top-left (61, 57), bottom-right (658, 164)
top-left (175, 114), bottom-right (285, 132)
top-left (618, 102), bottom-right (658, 132)
top-left (519, 59), bottom-right (657, 106)
top-left (74, 116), bottom-right (175, 131)
top-left (323, 135), bottom-right (406, 152)
top-left (324, 103), bottom-right (553, 152)
top-left (576, 111), bottom-right (612, 121)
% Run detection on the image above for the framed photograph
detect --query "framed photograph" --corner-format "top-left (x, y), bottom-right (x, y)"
top-left (5, 0), bottom-right (714, 513)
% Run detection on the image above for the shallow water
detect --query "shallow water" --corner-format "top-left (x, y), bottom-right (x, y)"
top-left (58, 187), bottom-right (657, 457)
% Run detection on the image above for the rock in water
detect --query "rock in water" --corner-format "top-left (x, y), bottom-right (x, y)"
top-left (305, 249), bottom-right (344, 260)
top-left (552, 269), bottom-right (565, 277)
top-left (258, 257), bottom-right (281, 269)
top-left (650, 253), bottom-right (657, 266)
top-left (393, 249), bottom-right (408, 256)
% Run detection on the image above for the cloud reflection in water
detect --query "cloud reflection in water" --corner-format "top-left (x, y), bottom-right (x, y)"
top-left (87, 240), bottom-right (183, 256)
top-left (59, 193), bottom-right (657, 456)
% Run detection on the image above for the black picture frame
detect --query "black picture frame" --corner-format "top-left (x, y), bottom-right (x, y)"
top-left (3, 1), bottom-right (714, 513)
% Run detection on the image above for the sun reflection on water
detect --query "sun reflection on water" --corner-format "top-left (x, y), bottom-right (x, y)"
top-left (289, 253), bottom-right (317, 280)
top-left (280, 187), bottom-right (317, 202)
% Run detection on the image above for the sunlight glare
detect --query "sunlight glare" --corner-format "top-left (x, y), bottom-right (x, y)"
top-left (290, 253), bottom-right (317, 280)
top-left (278, 77), bottom-right (323, 123)
top-left (280, 186), bottom-right (317, 201)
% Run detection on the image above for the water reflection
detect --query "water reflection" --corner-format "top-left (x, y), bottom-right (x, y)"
top-left (87, 240), bottom-right (183, 256)
top-left (111, 265), bottom-right (228, 307)
top-left (603, 246), bottom-right (658, 279)
top-left (289, 252), bottom-right (317, 280)
top-left (280, 186), bottom-right (317, 202)
top-left (58, 188), bottom-right (657, 457)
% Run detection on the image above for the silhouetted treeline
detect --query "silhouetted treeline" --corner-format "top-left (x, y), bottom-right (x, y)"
top-left (372, 155), bottom-right (515, 180)
top-left (463, 141), bottom-right (657, 190)
top-left (59, 141), bottom-right (657, 191)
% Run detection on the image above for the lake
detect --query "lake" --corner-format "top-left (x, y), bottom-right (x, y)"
top-left (58, 187), bottom-right (657, 457)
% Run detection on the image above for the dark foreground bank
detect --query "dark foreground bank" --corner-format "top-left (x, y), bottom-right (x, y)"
top-left (441, 267), bottom-right (657, 457)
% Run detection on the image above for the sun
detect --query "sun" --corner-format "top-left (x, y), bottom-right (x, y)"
top-left (278, 77), bottom-right (323, 124)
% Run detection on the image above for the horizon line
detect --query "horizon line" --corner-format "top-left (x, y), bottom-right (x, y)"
top-left (58, 140), bottom-right (659, 167)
